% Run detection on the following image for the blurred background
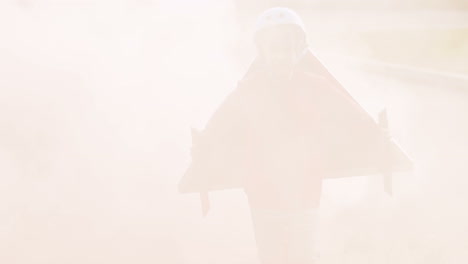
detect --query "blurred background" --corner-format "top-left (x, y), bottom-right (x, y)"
top-left (0, 0), bottom-right (467, 263)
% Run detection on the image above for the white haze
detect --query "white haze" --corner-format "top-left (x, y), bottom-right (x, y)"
top-left (0, 1), bottom-right (467, 263)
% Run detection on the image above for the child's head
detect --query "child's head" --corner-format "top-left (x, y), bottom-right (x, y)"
top-left (254, 7), bottom-right (307, 75)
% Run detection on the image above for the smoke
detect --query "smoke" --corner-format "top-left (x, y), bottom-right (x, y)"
top-left (1, 1), bottom-right (467, 264)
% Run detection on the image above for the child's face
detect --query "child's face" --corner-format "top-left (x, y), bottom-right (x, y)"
top-left (257, 25), bottom-right (302, 73)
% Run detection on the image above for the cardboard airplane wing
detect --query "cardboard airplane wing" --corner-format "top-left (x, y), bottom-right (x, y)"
top-left (178, 50), bottom-right (414, 196)
top-left (300, 51), bottom-right (413, 182)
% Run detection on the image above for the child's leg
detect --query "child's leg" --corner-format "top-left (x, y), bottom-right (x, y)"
top-left (286, 209), bottom-right (320, 264)
top-left (249, 207), bottom-right (289, 264)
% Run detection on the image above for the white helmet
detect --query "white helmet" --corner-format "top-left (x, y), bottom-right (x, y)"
top-left (254, 7), bottom-right (306, 37)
